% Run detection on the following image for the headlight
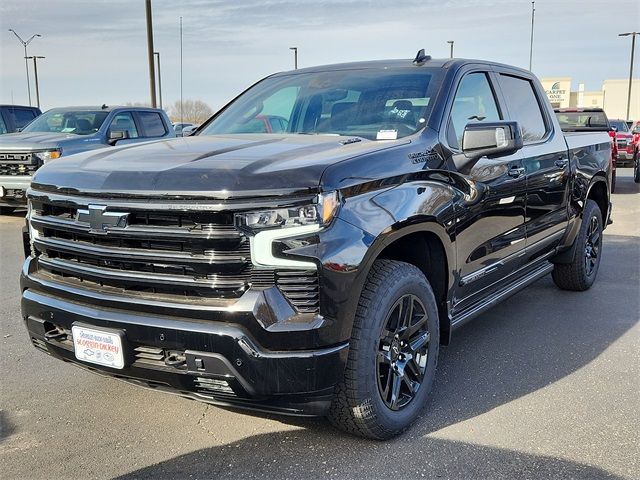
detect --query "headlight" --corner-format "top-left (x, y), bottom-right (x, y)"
top-left (236, 192), bottom-right (340, 269)
top-left (236, 191), bottom-right (339, 232)
top-left (33, 149), bottom-right (62, 163)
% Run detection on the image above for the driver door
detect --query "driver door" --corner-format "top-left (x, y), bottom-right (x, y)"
top-left (446, 71), bottom-right (528, 313)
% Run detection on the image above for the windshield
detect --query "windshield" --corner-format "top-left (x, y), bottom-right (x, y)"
top-left (609, 120), bottom-right (629, 132)
top-left (22, 110), bottom-right (109, 135)
top-left (555, 111), bottom-right (609, 129)
top-left (200, 69), bottom-right (435, 140)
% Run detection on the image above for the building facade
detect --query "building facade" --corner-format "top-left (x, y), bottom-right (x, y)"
top-left (541, 77), bottom-right (640, 121)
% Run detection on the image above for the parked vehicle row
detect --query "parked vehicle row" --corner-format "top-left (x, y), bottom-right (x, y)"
top-left (0, 105), bottom-right (174, 213)
top-left (20, 52), bottom-right (612, 439)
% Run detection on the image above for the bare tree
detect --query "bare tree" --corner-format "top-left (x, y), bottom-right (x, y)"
top-left (168, 99), bottom-right (213, 124)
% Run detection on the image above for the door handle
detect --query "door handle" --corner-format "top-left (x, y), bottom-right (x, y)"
top-left (555, 158), bottom-right (569, 168)
top-left (508, 166), bottom-right (526, 178)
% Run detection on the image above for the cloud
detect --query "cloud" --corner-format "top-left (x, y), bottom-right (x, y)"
top-left (0, 0), bottom-right (638, 110)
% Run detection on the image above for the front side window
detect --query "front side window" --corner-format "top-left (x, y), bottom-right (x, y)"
top-left (0, 114), bottom-right (7, 134)
top-left (447, 72), bottom-right (502, 149)
top-left (22, 110), bottom-right (108, 135)
top-left (499, 75), bottom-right (547, 143)
top-left (200, 69), bottom-right (437, 140)
top-left (138, 112), bottom-right (167, 137)
top-left (109, 112), bottom-right (139, 138)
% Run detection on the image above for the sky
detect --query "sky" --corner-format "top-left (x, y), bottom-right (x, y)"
top-left (0, 0), bottom-right (638, 112)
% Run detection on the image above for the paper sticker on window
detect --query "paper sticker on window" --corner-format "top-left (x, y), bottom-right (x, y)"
top-left (376, 129), bottom-right (398, 140)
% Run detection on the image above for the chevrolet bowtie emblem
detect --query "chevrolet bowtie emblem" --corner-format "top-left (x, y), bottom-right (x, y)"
top-left (76, 205), bottom-right (129, 234)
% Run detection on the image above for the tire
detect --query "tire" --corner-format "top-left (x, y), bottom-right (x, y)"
top-left (634, 160), bottom-right (640, 183)
top-left (0, 207), bottom-right (16, 215)
top-left (328, 259), bottom-right (440, 440)
top-left (552, 199), bottom-right (603, 291)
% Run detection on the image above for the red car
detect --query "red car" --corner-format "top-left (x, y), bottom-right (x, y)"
top-left (631, 120), bottom-right (640, 182)
top-left (609, 119), bottom-right (635, 167)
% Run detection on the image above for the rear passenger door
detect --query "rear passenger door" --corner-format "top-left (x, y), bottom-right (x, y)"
top-left (494, 71), bottom-right (570, 259)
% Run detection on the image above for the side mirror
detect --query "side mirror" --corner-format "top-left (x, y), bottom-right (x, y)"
top-left (610, 126), bottom-right (618, 133)
top-left (462, 121), bottom-right (523, 161)
top-left (182, 125), bottom-right (198, 136)
top-left (108, 130), bottom-right (129, 145)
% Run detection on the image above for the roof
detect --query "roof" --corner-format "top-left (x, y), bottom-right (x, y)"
top-left (45, 106), bottom-right (163, 112)
top-left (0, 104), bottom-right (41, 109)
top-left (272, 57), bottom-right (532, 76)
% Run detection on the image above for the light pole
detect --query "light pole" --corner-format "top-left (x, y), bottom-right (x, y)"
top-left (529, 1), bottom-right (535, 71)
top-left (619, 32), bottom-right (638, 121)
top-left (289, 47), bottom-right (298, 70)
top-left (8, 29), bottom-right (41, 106)
top-left (447, 40), bottom-right (454, 59)
top-left (154, 52), bottom-right (163, 109)
top-left (145, 0), bottom-right (157, 108)
top-left (180, 16), bottom-right (183, 124)
top-left (26, 56), bottom-right (45, 108)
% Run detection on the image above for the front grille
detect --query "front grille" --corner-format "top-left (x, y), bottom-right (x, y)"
top-left (30, 195), bottom-right (320, 312)
top-left (0, 151), bottom-right (38, 176)
top-left (0, 163), bottom-right (38, 176)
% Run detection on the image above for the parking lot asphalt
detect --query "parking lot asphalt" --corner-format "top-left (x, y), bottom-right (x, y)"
top-left (1, 170), bottom-right (638, 480)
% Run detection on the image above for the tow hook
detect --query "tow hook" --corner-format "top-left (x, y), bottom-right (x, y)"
top-left (44, 326), bottom-right (67, 342)
top-left (164, 351), bottom-right (186, 367)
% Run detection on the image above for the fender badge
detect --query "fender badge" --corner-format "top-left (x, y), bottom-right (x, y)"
top-left (408, 148), bottom-right (440, 164)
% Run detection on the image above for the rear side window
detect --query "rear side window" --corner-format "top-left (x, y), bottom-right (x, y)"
top-left (499, 75), bottom-right (547, 143)
top-left (447, 72), bottom-right (502, 149)
top-left (138, 112), bottom-right (167, 137)
top-left (11, 108), bottom-right (38, 129)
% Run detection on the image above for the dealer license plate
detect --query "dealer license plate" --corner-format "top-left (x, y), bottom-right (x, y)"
top-left (72, 325), bottom-right (125, 369)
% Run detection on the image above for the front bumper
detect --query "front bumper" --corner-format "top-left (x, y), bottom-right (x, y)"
top-left (0, 175), bottom-right (30, 206)
top-left (20, 260), bottom-right (349, 416)
top-left (616, 150), bottom-right (634, 165)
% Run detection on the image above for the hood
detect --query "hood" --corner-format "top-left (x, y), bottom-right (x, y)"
top-left (32, 134), bottom-right (407, 198)
top-left (0, 132), bottom-right (81, 150)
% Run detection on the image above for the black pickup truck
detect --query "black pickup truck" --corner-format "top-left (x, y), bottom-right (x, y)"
top-left (20, 52), bottom-right (612, 439)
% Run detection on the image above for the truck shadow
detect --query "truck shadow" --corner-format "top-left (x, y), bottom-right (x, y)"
top-left (116, 429), bottom-right (622, 479)
top-left (118, 234), bottom-right (637, 479)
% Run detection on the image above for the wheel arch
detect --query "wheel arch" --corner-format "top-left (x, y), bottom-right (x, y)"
top-left (352, 221), bottom-right (455, 345)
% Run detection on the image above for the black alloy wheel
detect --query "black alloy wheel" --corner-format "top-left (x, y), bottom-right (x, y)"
top-left (377, 294), bottom-right (430, 411)
top-left (584, 215), bottom-right (601, 278)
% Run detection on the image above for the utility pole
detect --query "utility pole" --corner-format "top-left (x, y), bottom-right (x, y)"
top-left (145, 0), bottom-right (157, 107)
top-left (26, 56), bottom-right (45, 108)
top-left (619, 32), bottom-right (638, 121)
top-left (447, 40), bottom-right (454, 59)
top-left (8, 29), bottom-right (41, 106)
top-left (289, 47), bottom-right (298, 69)
top-left (180, 16), bottom-right (183, 124)
top-left (154, 52), bottom-right (163, 109)
top-left (529, 1), bottom-right (535, 71)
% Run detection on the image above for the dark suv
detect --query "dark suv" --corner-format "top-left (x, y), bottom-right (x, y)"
top-left (21, 55), bottom-right (611, 439)
top-left (0, 105), bottom-right (41, 134)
